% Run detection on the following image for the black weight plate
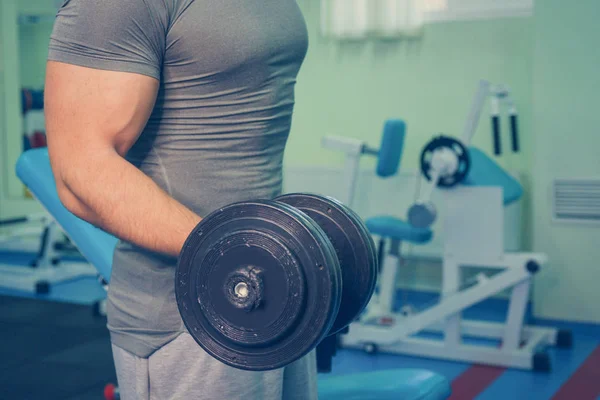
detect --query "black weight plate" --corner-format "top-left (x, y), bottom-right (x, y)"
top-left (320, 197), bottom-right (378, 327)
top-left (276, 193), bottom-right (378, 335)
top-left (176, 200), bottom-right (342, 371)
top-left (324, 197), bottom-right (378, 310)
top-left (335, 200), bottom-right (379, 301)
top-left (420, 135), bottom-right (471, 188)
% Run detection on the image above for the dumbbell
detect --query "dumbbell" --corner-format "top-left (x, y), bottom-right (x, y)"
top-left (175, 193), bottom-right (378, 371)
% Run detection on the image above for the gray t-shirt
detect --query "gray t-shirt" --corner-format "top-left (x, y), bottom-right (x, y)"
top-left (49, 0), bottom-right (308, 357)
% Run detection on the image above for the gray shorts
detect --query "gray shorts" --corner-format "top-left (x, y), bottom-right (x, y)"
top-left (111, 332), bottom-right (318, 400)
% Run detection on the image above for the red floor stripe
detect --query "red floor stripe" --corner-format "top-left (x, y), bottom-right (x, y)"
top-left (552, 345), bottom-right (600, 400)
top-left (449, 365), bottom-right (506, 400)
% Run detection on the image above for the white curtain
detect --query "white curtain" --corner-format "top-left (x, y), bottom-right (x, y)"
top-left (321, 0), bottom-right (424, 39)
top-left (321, 0), bottom-right (370, 39)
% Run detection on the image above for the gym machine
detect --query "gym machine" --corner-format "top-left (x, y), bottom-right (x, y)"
top-left (0, 86), bottom-right (99, 297)
top-left (0, 213), bottom-right (97, 295)
top-left (324, 80), bottom-right (572, 371)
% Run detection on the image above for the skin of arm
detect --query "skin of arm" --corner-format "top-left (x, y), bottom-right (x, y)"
top-left (45, 61), bottom-right (202, 257)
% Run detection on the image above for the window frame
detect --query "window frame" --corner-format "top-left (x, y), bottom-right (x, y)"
top-left (422, 0), bottom-right (534, 22)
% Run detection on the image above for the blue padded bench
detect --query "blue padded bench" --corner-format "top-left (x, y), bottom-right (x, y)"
top-left (318, 369), bottom-right (451, 400)
top-left (366, 216), bottom-right (433, 244)
top-left (16, 148), bottom-right (451, 400)
top-left (464, 147), bottom-right (523, 205)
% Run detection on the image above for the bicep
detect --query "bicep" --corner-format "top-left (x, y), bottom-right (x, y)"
top-left (45, 61), bottom-right (159, 167)
top-left (45, 0), bottom-right (168, 172)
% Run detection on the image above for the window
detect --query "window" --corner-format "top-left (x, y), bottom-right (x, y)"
top-left (422, 0), bottom-right (534, 22)
top-left (320, 0), bottom-right (533, 40)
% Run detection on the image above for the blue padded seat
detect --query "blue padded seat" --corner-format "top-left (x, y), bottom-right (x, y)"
top-left (15, 148), bottom-right (451, 400)
top-left (367, 121), bottom-right (434, 245)
top-left (366, 216), bottom-right (432, 244)
top-left (376, 120), bottom-right (405, 178)
top-left (464, 147), bottom-right (523, 205)
top-left (318, 369), bottom-right (451, 400)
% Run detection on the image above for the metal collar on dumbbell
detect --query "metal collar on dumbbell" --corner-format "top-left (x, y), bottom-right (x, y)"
top-left (225, 266), bottom-right (264, 312)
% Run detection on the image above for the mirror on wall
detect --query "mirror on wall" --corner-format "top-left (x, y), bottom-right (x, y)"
top-left (0, 0), bottom-right (58, 217)
top-left (19, 10), bottom-right (55, 161)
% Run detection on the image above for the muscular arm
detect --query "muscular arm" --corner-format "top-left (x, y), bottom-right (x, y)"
top-left (45, 61), bottom-right (201, 257)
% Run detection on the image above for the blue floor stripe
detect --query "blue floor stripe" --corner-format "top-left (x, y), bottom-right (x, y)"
top-left (476, 333), bottom-right (599, 400)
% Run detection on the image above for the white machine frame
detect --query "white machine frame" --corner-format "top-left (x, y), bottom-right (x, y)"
top-left (0, 213), bottom-right (98, 294)
top-left (322, 80), bottom-right (568, 371)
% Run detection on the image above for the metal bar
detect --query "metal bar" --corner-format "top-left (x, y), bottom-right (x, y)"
top-left (342, 335), bottom-right (534, 370)
top-left (362, 146), bottom-right (380, 156)
top-left (378, 253), bottom-right (400, 313)
top-left (423, 320), bottom-right (558, 343)
top-left (343, 154), bottom-right (361, 208)
top-left (348, 265), bottom-right (533, 344)
top-left (443, 258), bottom-right (462, 346)
top-left (0, 217), bottom-right (28, 226)
top-left (461, 80), bottom-right (491, 146)
top-left (502, 280), bottom-right (530, 351)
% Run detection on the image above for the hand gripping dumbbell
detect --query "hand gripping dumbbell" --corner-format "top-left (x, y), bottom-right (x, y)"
top-left (175, 193), bottom-right (378, 371)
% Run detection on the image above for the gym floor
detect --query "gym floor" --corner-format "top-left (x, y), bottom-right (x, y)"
top-left (1, 250), bottom-right (599, 400)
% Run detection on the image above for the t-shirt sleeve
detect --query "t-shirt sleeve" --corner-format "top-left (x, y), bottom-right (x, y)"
top-left (48, 0), bottom-right (169, 80)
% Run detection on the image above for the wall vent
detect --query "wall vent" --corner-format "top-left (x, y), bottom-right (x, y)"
top-left (553, 178), bottom-right (600, 223)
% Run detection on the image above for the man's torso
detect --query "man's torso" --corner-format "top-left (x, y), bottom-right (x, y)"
top-left (103, 0), bottom-right (309, 356)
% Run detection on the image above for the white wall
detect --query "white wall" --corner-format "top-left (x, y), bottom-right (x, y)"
top-left (531, 0), bottom-right (600, 324)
